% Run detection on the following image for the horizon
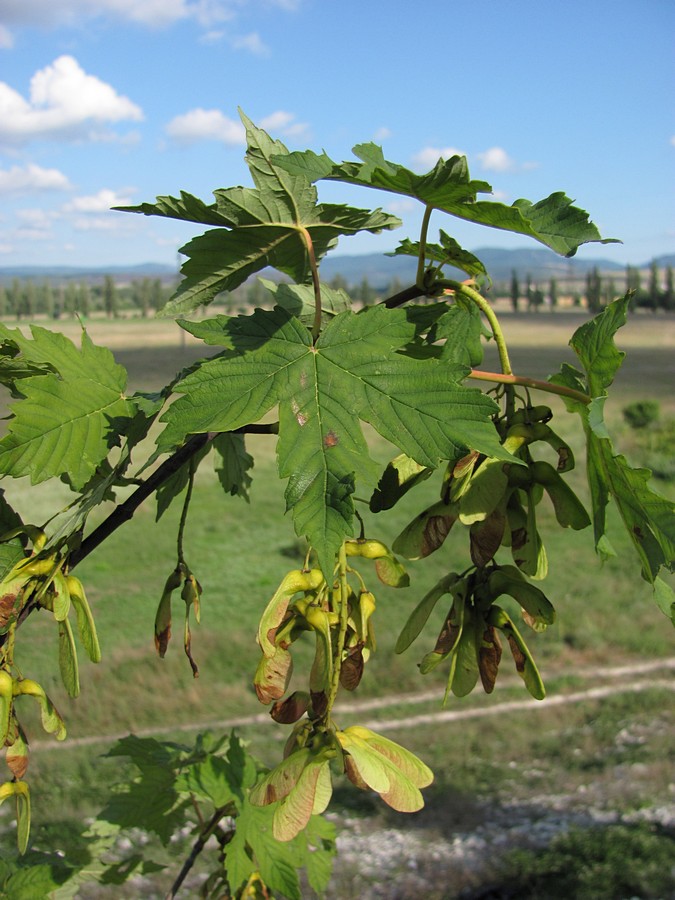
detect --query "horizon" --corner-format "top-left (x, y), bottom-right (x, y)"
top-left (1, 2), bottom-right (673, 269)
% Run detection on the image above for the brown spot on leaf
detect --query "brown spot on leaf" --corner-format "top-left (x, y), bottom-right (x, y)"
top-left (470, 509), bottom-right (506, 567)
top-left (632, 525), bottom-right (644, 539)
top-left (154, 626), bottom-right (171, 658)
top-left (6, 750), bottom-right (28, 780)
top-left (421, 514), bottom-right (455, 557)
top-left (264, 784), bottom-right (278, 804)
top-left (478, 625), bottom-right (502, 693)
top-left (0, 593), bottom-right (19, 631)
top-left (340, 645), bottom-right (365, 691)
top-left (511, 527), bottom-right (527, 551)
top-left (433, 611), bottom-right (461, 655)
top-left (323, 431), bottom-right (339, 448)
top-left (271, 691), bottom-right (310, 724)
top-left (507, 635), bottom-right (526, 673)
top-left (556, 448), bottom-right (571, 471)
top-left (310, 690), bottom-right (328, 718)
top-left (254, 647), bottom-right (293, 704)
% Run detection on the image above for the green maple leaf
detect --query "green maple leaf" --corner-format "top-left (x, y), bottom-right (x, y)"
top-left (224, 797), bottom-right (335, 900)
top-left (0, 325), bottom-right (135, 489)
top-left (550, 295), bottom-right (675, 602)
top-left (117, 112), bottom-right (400, 314)
top-left (159, 305), bottom-right (507, 574)
top-left (274, 144), bottom-right (619, 257)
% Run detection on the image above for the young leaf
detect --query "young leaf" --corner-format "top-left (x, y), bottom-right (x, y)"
top-left (391, 230), bottom-right (489, 283)
top-left (120, 113), bottom-right (400, 315)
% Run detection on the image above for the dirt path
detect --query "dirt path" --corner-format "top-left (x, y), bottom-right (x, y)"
top-left (32, 656), bottom-right (675, 752)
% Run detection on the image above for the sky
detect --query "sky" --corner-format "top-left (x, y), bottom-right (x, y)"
top-left (0, 0), bottom-right (673, 270)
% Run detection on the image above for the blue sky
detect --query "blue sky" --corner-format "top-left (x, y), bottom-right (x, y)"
top-left (0, 0), bottom-right (673, 269)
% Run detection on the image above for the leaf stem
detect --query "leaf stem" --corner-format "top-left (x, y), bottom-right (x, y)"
top-left (176, 457), bottom-right (195, 569)
top-left (300, 226), bottom-right (322, 341)
top-left (327, 542), bottom-right (349, 721)
top-left (468, 368), bottom-right (591, 404)
top-left (416, 205), bottom-right (434, 287)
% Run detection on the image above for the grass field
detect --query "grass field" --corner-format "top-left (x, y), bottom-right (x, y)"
top-left (1, 308), bottom-right (673, 897)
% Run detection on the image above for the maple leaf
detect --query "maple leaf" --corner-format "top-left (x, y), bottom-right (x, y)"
top-left (159, 305), bottom-right (507, 574)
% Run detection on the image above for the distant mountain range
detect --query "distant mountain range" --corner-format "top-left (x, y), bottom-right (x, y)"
top-left (1, 248), bottom-right (673, 288)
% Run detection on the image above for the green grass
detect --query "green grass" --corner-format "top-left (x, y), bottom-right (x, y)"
top-left (498, 822), bottom-right (674, 900)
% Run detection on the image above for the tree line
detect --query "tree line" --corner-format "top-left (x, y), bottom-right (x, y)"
top-left (0, 275), bottom-right (172, 320)
top-left (1, 261), bottom-right (672, 321)
top-left (507, 261), bottom-right (674, 313)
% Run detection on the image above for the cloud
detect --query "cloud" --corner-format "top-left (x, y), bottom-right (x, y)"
top-left (165, 108), bottom-right (246, 145)
top-left (14, 208), bottom-right (57, 240)
top-left (0, 162), bottom-right (73, 195)
top-left (670, 135), bottom-right (675, 148)
top-left (0, 56), bottom-right (143, 145)
top-left (412, 146), bottom-right (465, 171)
top-left (0, 0), bottom-right (229, 30)
top-left (260, 111), bottom-right (309, 138)
top-left (373, 127), bottom-right (392, 141)
top-left (231, 31), bottom-right (270, 55)
top-left (0, 0), bottom-right (297, 39)
top-left (64, 188), bottom-right (135, 212)
top-left (0, 25), bottom-right (14, 48)
top-left (476, 147), bottom-right (515, 173)
top-left (166, 107), bottom-right (307, 144)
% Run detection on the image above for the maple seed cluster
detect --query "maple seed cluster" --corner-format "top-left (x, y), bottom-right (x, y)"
top-left (0, 526), bottom-right (101, 851)
top-left (392, 403), bottom-right (590, 701)
top-left (251, 537), bottom-right (433, 841)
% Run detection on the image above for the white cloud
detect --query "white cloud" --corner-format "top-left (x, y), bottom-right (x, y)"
top-left (0, 0), bottom-right (297, 41)
top-left (0, 56), bottom-right (143, 145)
top-left (165, 108), bottom-right (246, 145)
top-left (260, 111), bottom-right (294, 131)
top-left (0, 162), bottom-right (73, 195)
top-left (412, 146), bottom-right (465, 171)
top-left (166, 107), bottom-right (307, 144)
top-left (0, 24), bottom-right (14, 48)
top-left (231, 31), bottom-right (269, 55)
top-left (0, 0), bottom-right (228, 30)
top-left (373, 126), bottom-right (392, 141)
top-left (670, 135), bottom-right (675, 148)
top-left (71, 214), bottom-right (136, 231)
top-left (476, 147), bottom-right (515, 173)
top-left (64, 188), bottom-right (135, 212)
top-left (386, 199), bottom-right (416, 214)
top-left (260, 110), bottom-right (308, 138)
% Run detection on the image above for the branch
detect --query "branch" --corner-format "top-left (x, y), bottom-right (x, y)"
top-left (69, 423), bottom-right (278, 570)
top-left (383, 283), bottom-right (428, 308)
top-left (468, 368), bottom-right (591, 405)
top-left (166, 803), bottom-right (235, 900)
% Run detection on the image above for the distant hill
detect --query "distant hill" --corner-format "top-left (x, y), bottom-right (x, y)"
top-left (320, 247), bottom-right (634, 288)
top-left (0, 263), bottom-right (177, 284)
top-left (1, 249), bottom-right (672, 289)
